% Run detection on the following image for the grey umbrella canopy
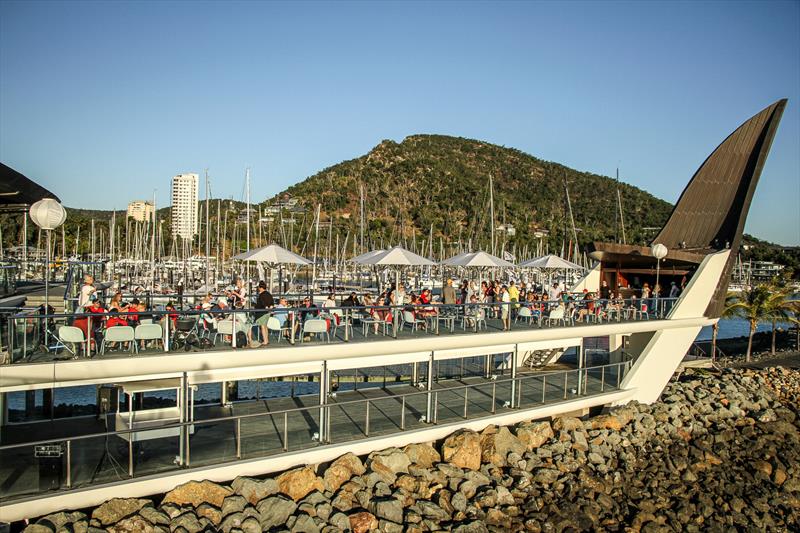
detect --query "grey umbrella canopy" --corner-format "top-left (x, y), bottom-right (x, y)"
top-left (518, 254), bottom-right (582, 270)
top-left (441, 250), bottom-right (515, 268)
top-left (233, 244), bottom-right (311, 265)
top-left (352, 246), bottom-right (435, 267)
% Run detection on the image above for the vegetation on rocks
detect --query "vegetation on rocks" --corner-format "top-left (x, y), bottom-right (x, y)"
top-left (23, 365), bottom-right (800, 532)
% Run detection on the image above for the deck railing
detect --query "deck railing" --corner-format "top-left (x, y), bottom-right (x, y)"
top-left (3, 298), bottom-right (678, 364)
top-left (0, 359), bottom-right (631, 503)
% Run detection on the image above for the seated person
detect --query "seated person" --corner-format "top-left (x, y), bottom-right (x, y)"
top-left (341, 292), bottom-right (360, 307)
top-left (272, 297), bottom-right (296, 339)
top-left (464, 295), bottom-right (480, 328)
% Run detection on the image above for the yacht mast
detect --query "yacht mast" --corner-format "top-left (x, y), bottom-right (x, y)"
top-left (489, 174), bottom-right (495, 255)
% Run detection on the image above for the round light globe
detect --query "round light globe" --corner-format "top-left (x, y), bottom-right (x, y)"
top-left (29, 199), bottom-right (67, 230)
top-left (651, 243), bottom-right (668, 260)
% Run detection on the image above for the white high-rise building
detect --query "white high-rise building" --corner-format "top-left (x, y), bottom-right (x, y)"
top-left (126, 200), bottom-right (154, 222)
top-left (171, 173), bottom-right (199, 240)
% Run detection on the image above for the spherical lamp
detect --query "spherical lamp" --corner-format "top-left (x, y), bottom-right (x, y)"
top-left (650, 243), bottom-right (668, 317)
top-left (29, 199), bottom-right (67, 231)
top-left (651, 243), bottom-right (668, 260)
top-left (29, 199), bottom-right (67, 337)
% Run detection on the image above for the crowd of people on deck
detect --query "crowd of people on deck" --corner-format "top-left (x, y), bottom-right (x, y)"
top-left (67, 270), bottom-right (685, 354)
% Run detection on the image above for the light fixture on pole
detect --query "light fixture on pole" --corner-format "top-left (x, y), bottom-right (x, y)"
top-left (29, 199), bottom-right (67, 348)
top-left (651, 243), bottom-right (668, 317)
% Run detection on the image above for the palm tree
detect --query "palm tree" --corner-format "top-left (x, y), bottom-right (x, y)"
top-left (785, 300), bottom-right (800, 352)
top-left (711, 292), bottom-right (741, 362)
top-left (763, 281), bottom-right (794, 355)
top-left (726, 284), bottom-right (773, 362)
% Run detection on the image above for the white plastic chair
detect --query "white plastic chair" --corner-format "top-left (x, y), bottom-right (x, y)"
top-left (267, 316), bottom-right (290, 342)
top-left (58, 325), bottom-right (85, 357)
top-left (134, 323), bottom-right (163, 350)
top-left (330, 309), bottom-right (352, 339)
top-left (544, 306), bottom-right (566, 328)
top-left (101, 326), bottom-right (136, 355)
top-left (516, 307), bottom-right (533, 325)
top-left (402, 310), bottom-right (426, 332)
top-left (302, 319), bottom-right (330, 343)
top-left (213, 318), bottom-right (247, 346)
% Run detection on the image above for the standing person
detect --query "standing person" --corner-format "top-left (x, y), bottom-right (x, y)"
top-left (500, 285), bottom-right (511, 331)
top-left (252, 281), bottom-right (274, 345)
top-left (599, 280), bottom-right (611, 301)
top-left (548, 282), bottom-right (562, 302)
top-left (78, 274), bottom-right (96, 310)
top-left (459, 280), bottom-right (469, 305)
top-left (443, 279), bottom-right (457, 308)
top-left (508, 280), bottom-right (520, 318)
top-left (641, 282), bottom-right (651, 313)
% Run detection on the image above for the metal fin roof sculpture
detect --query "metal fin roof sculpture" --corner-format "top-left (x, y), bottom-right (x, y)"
top-left (657, 99), bottom-right (787, 316)
top-left (591, 99), bottom-right (787, 318)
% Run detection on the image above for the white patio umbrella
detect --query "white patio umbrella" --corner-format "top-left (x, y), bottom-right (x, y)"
top-left (233, 244), bottom-right (312, 265)
top-left (234, 244), bottom-right (311, 293)
top-left (518, 254), bottom-right (583, 270)
top-left (441, 250), bottom-right (515, 268)
top-left (352, 246), bottom-right (435, 267)
top-left (352, 246), bottom-right (435, 333)
top-left (518, 254), bottom-right (584, 287)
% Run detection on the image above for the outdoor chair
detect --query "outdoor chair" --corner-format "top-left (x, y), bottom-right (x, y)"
top-left (543, 306), bottom-right (567, 328)
top-left (638, 304), bottom-right (650, 320)
top-left (134, 323), bottom-right (164, 351)
top-left (213, 317), bottom-right (248, 346)
top-left (267, 316), bottom-right (291, 342)
top-left (402, 310), bottom-right (426, 332)
top-left (330, 308), bottom-right (353, 339)
top-left (57, 325), bottom-right (85, 357)
top-left (302, 319), bottom-right (330, 343)
top-left (461, 308), bottom-right (486, 331)
top-left (101, 325), bottom-right (137, 355)
top-left (515, 306), bottom-right (534, 326)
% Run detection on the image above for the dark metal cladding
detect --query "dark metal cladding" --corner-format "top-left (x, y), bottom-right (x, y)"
top-left (0, 162), bottom-right (60, 210)
top-left (652, 99), bottom-right (787, 317)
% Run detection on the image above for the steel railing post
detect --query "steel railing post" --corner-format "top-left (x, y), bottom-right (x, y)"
top-left (463, 387), bottom-right (468, 419)
top-left (601, 366), bottom-right (605, 392)
top-left (365, 400), bottom-right (370, 437)
top-left (539, 375), bottom-right (545, 404)
top-left (236, 418), bottom-right (241, 459)
top-left (433, 391), bottom-right (439, 424)
top-left (344, 308), bottom-right (349, 342)
top-left (128, 437), bottom-right (134, 477)
top-left (283, 411), bottom-right (289, 451)
top-left (66, 440), bottom-right (71, 488)
top-left (563, 372), bottom-right (568, 399)
top-left (290, 311), bottom-right (296, 345)
top-left (401, 396), bottom-right (406, 430)
top-left (491, 382), bottom-right (496, 414)
top-left (164, 315), bottom-right (170, 353)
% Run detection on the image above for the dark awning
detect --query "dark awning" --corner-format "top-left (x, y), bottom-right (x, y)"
top-left (0, 162), bottom-right (60, 209)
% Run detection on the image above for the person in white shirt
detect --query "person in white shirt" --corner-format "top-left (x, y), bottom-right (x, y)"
top-left (78, 275), bottom-right (96, 310)
top-left (547, 282), bottom-right (562, 302)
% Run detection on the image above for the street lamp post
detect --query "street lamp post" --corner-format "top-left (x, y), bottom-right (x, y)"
top-left (29, 199), bottom-right (67, 349)
top-left (651, 243), bottom-right (668, 317)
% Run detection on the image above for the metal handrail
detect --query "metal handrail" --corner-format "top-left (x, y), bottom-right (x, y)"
top-left (0, 360), bottom-right (631, 452)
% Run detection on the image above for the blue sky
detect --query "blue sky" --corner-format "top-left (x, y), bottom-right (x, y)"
top-left (1, 1), bottom-right (798, 245)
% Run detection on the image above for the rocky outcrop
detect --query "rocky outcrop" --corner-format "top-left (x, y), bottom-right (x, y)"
top-left (161, 480), bottom-right (232, 508)
top-left (275, 466), bottom-right (325, 501)
top-left (442, 429), bottom-right (482, 470)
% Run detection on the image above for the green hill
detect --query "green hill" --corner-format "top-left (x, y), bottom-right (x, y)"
top-left (274, 134), bottom-right (672, 256)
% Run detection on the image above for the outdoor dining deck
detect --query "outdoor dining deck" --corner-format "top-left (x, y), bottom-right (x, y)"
top-left (5, 299), bottom-right (674, 365)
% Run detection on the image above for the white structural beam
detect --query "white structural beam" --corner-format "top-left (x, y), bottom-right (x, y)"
top-left (1, 318), bottom-right (714, 393)
top-left (619, 250), bottom-right (729, 404)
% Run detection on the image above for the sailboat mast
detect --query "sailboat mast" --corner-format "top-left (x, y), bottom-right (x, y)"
top-left (205, 169), bottom-right (210, 289)
top-left (616, 167), bottom-right (627, 245)
top-left (489, 174), bottom-right (495, 255)
top-left (245, 168), bottom-right (251, 283)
